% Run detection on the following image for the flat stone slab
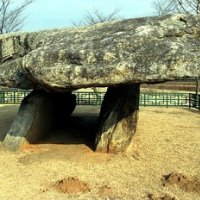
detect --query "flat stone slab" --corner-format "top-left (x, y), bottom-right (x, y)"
top-left (0, 14), bottom-right (200, 91)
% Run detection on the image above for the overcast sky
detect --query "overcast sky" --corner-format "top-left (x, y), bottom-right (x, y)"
top-left (22, 0), bottom-right (155, 32)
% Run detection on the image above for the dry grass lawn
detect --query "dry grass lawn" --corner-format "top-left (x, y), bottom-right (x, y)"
top-left (0, 105), bottom-right (199, 200)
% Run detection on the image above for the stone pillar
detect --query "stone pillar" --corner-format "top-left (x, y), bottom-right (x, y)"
top-left (95, 84), bottom-right (140, 153)
top-left (2, 90), bottom-right (76, 151)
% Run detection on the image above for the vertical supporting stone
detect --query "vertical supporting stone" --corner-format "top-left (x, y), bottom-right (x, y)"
top-left (1, 90), bottom-right (54, 151)
top-left (1, 90), bottom-right (76, 151)
top-left (95, 84), bottom-right (140, 153)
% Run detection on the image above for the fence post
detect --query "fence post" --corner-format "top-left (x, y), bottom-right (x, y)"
top-left (0, 92), bottom-right (3, 104)
top-left (189, 93), bottom-right (191, 109)
top-left (177, 94), bottom-right (180, 106)
top-left (195, 77), bottom-right (199, 95)
top-left (13, 91), bottom-right (16, 104)
top-left (2, 91), bottom-right (5, 104)
top-left (89, 92), bottom-right (91, 105)
top-left (144, 94), bottom-right (146, 107)
top-left (166, 93), bottom-right (168, 108)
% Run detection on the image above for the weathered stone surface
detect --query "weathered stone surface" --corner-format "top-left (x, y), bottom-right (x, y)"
top-left (1, 90), bottom-right (53, 151)
top-left (0, 14), bottom-right (200, 91)
top-left (95, 85), bottom-right (140, 153)
top-left (2, 90), bottom-right (76, 151)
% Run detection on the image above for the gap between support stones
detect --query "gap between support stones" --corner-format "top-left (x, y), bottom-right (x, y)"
top-left (1, 85), bottom-right (140, 154)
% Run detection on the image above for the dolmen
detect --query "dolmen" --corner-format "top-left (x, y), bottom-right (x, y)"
top-left (0, 14), bottom-right (200, 153)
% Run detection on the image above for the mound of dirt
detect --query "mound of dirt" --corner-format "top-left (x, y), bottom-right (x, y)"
top-left (53, 177), bottom-right (90, 193)
top-left (98, 185), bottom-right (113, 196)
top-left (148, 193), bottom-right (176, 200)
top-left (162, 172), bottom-right (200, 194)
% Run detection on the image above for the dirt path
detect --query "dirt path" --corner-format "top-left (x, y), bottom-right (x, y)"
top-left (0, 105), bottom-right (199, 200)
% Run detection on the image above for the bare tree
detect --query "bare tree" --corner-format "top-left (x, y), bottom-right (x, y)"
top-left (0, 0), bottom-right (35, 34)
top-left (152, 0), bottom-right (200, 16)
top-left (73, 8), bottom-right (121, 26)
top-left (152, 0), bottom-right (174, 15)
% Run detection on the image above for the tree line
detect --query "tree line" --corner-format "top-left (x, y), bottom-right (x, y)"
top-left (1, 0), bottom-right (199, 34)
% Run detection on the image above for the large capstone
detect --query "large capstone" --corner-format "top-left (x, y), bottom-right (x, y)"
top-left (0, 14), bottom-right (200, 153)
top-left (0, 14), bottom-right (200, 91)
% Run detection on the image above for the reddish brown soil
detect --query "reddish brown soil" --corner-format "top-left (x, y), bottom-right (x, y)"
top-left (53, 177), bottom-right (90, 193)
top-left (98, 185), bottom-right (113, 196)
top-left (162, 172), bottom-right (200, 194)
top-left (148, 193), bottom-right (176, 200)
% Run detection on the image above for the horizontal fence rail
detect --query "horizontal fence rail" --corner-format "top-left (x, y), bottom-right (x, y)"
top-left (189, 93), bottom-right (200, 110)
top-left (0, 90), bottom-right (191, 108)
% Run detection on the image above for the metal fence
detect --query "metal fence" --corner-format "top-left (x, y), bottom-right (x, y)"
top-left (189, 93), bottom-right (200, 110)
top-left (75, 92), bottom-right (190, 107)
top-left (0, 90), bottom-right (191, 107)
top-left (0, 90), bottom-right (31, 104)
top-left (140, 93), bottom-right (189, 107)
top-left (74, 92), bottom-right (105, 106)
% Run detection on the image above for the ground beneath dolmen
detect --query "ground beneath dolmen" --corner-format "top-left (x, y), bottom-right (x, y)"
top-left (0, 105), bottom-right (199, 200)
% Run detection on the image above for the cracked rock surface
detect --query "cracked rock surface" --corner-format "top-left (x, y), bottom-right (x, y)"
top-left (0, 14), bottom-right (200, 91)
